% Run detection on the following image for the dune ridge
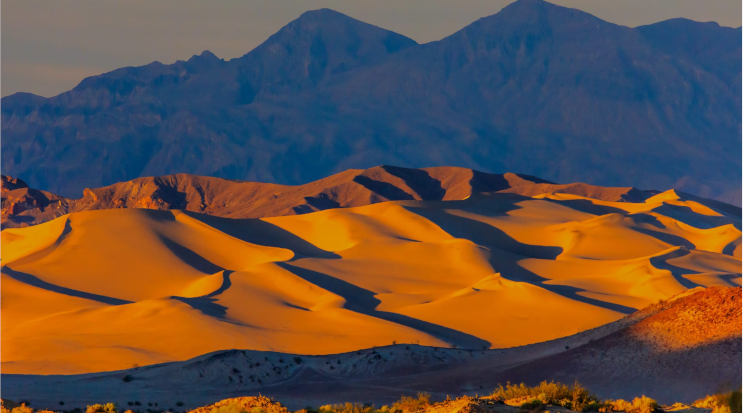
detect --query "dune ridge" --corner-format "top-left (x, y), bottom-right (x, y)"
top-left (1, 166), bottom-right (664, 228)
top-left (1, 287), bottom-right (738, 407)
top-left (2, 180), bottom-right (739, 375)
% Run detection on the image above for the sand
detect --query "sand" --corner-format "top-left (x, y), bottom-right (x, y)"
top-left (1, 189), bottom-right (740, 374)
top-left (2, 287), bottom-right (738, 408)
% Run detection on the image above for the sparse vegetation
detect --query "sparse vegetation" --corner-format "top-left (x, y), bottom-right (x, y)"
top-left (493, 381), bottom-right (599, 411)
top-left (694, 390), bottom-right (743, 413)
top-left (600, 397), bottom-right (659, 413)
top-left (2, 383), bottom-right (736, 413)
top-left (85, 404), bottom-right (117, 413)
top-left (209, 403), bottom-right (264, 413)
top-left (318, 403), bottom-right (375, 413)
top-left (122, 375), bottom-right (134, 383)
top-left (520, 399), bottom-right (544, 412)
top-left (391, 393), bottom-right (431, 413)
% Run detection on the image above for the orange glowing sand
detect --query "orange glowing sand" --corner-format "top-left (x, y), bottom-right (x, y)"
top-left (1, 189), bottom-right (740, 374)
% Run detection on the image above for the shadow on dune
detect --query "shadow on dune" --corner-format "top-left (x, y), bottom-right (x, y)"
top-left (404, 206), bottom-right (637, 314)
top-left (275, 262), bottom-right (491, 350)
top-left (722, 239), bottom-right (741, 257)
top-left (157, 234), bottom-right (225, 274)
top-left (1, 266), bottom-right (132, 306)
top-left (404, 204), bottom-right (561, 260)
top-left (632, 227), bottom-right (696, 250)
top-left (172, 270), bottom-right (236, 321)
top-left (652, 203), bottom-right (741, 230)
top-left (541, 198), bottom-right (630, 216)
top-left (182, 211), bottom-right (341, 259)
top-left (648, 249), bottom-right (706, 289)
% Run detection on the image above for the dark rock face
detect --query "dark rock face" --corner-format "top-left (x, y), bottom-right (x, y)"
top-left (2, 0), bottom-right (740, 202)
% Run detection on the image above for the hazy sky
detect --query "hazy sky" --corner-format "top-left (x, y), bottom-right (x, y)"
top-left (3, 0), bottom-right (741, 98)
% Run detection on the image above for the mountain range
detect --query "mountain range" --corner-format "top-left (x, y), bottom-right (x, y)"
top-left (2, 0), bottom-right (740, 203)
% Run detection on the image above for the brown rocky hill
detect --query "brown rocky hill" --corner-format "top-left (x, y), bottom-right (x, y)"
top-left (1, 166), bottom-right (658, 228)
top-left (0, 176), bottom-right (73, 227)
top-left (497, 286), bottom-right (742, 402)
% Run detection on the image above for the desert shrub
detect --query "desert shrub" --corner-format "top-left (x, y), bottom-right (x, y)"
top-left (10, 405), bottom-right (33, 413)
top-left (493, 381), bottom-right (598, 410)
top-left (86, 404), bottom-right (117, 413)
top-left (175, 403), bottom-right (184, 408)
top-left (695, 395), bottom-right (721, 409)
top-left (730, 390), bottom-right (743, 413)
top-left (520, 400), bottom-right (544, 411)
top-left (694, 391), bottom-right (743, 413)
top-left (581, 402), bottom-right (602, 412)
top-left (210, 404), bottom-right (249, 413)
top-left (318, 403), bottom-right (374, 413)
top-left (390, 393), bottom-right (431, 413)
top-left (602, 397), bottom-right (659, 413)
top-left (122, 375), bottom-right (134, 383)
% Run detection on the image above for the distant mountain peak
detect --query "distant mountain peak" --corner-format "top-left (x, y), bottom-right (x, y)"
top-left (230, 7), bottom-right (416, 97)
top-left (185, 50), bottom-right (222, 69)
top-left (297, 8), bottom-right (354, 21)
top-left (196, 50), bottom-right (219, 60)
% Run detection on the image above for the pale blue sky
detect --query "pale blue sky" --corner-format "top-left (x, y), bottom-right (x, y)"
top-left (3, 0), bottom-right (741, 97)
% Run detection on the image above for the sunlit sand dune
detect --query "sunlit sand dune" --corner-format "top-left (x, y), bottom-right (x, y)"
top-left (1, 189), bottom-right (740, 374)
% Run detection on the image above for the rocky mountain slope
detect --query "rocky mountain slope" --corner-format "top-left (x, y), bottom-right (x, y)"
top-left (3, 287), bottom-right (738, 408)
top-left (2, 0), bottom-right (740, 200)
top-left (1, 166), bottom-right (666, 228)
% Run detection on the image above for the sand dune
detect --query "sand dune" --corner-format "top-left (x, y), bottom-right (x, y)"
top-left (2, 287), bottom-right (738, 408)
top-left (1, 166), bottom-right (661, 228)
top-left (2, 182), bottom-right (739, 375)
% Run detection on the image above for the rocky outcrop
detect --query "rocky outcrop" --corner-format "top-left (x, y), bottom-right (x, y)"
top-left (1, 166), bottom-right (659, 228)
